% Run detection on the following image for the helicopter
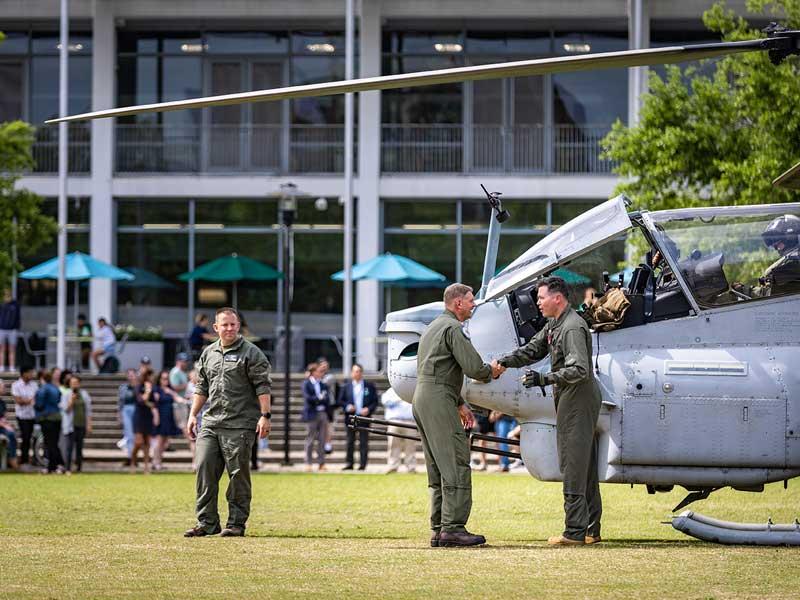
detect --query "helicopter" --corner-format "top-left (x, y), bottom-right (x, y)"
top-left (53, 23), bottom-right (800, 544)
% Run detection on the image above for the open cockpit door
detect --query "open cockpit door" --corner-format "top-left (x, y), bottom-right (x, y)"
top-left (485, 195), bottom-right (633, 301)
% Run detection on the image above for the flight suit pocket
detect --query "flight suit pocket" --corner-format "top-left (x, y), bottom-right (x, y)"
top-left (453, 429), bottom-right (470, 465)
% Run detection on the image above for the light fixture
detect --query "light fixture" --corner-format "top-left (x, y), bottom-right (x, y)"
top-left (402, 224), bottom-right (445, 230)
top-left (314, 197), bottom-right (329, 211)
top-left (180, 43), bottom-right (206, 53)
top-left (434, 42), bottom-right (463, 53)
top-left (563, 42), bottom-right (591, 53)
top-left (194, 223), bottom-right (225, 229)
top-left (306, 42), bottom-right (335, 53)
top-left (56, 43), bottom-right (84, 52)
top-left (142, 223), bottom-right (183, 230)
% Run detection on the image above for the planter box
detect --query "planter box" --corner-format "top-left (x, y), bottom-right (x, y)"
top-left (117, 341), bottom-right (164, 372)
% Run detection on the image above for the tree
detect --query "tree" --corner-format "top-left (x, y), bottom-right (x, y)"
top-left (602, 0), bottom-right (800, 211)
top-left (0, 120), bottom-right (58, 293)
top-left (0, 30), bottom-right (58, 294)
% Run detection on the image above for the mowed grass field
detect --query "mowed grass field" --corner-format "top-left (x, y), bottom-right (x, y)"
top-left (1, 471), bottom-right (799, 599)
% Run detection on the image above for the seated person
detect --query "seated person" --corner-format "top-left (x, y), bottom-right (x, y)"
top-left (0, 399), bottom-right (18, 470)
top-left (750, 215), bottom-right (800, 298)
top-left (91, 317), bottom-right (117, 370)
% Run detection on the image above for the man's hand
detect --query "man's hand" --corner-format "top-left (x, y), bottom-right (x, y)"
top-left (522, 369), bottom-right (547, 389)
top-left (346, 404), bottom-right (355, 413)
top-left (359, 407), bottom-right (369, 416)
top-left (186, 414), bottom-right (198, 441)
top-left (458, 404), bottom-right (475, 430)
top-left (491, 359), bottom-right (506, 379)
top-left (256, 416), bottom-right (271, 439)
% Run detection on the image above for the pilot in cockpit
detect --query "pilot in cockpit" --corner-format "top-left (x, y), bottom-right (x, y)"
top-left (750, 214), bottom-right (800, 297)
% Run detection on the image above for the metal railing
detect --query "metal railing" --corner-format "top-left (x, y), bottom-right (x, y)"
top-left (31, 125), bottom-right (91, 173)
top-left (381, 124), bottom-right (614, 174)
top-left (113, 123), bottom-right (613, 175)
top-left (115, 124), bottom-right (356, 174)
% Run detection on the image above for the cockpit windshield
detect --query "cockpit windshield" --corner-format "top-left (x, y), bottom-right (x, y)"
top-left (649, 204), bottom-right (800, 307)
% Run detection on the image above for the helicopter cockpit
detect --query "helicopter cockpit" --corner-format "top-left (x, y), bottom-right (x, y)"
top-left (649, 205), bottom-right (800, 307)
top-left (490, 198), bottom-right (800, 344)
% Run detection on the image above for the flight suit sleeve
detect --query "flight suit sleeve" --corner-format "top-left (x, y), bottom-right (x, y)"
top-left (448, 325), bottom-right (492, 384)
top-left (247, 348), bottom-right (272, 396)
top-left (498, 325), bottom-right (550, 368)
top-left (195, 352), bottom-right (209, 398)
top-left (547, 328), bottom-right (591, 386)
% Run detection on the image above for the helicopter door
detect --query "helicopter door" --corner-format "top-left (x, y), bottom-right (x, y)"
top-left (621, 393), bottom-right (787, 468)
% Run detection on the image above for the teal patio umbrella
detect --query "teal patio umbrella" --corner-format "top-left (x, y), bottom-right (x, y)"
top-left (551, 267), bottom-right (591, 285)
top-left (19, 251), bottom-right (135, 323)
top-left (331, 252), bottom-right (447, 312)
top-left (179, 253), bottom-right (283, 309)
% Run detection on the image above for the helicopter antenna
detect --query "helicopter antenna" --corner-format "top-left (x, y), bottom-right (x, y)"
top-left (477, 185), bottom-right (511, 299)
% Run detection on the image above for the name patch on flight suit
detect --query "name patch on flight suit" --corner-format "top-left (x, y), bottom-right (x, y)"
top-left (224, 354), bottom-right (239, 363)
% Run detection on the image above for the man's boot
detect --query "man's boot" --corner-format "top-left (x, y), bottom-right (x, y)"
top-left (438, 530), bottom-right (486, 547)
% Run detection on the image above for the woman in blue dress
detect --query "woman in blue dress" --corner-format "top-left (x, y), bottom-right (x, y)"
top-left (132, 370), bottom-right (157, 474)
top-left (152, 370), bottom-right (183, 471)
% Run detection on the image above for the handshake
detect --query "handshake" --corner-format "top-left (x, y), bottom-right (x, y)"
top-left (490, 359), bottom-right (506, 380)
top-left (489, 359), bottom-right (548, 395)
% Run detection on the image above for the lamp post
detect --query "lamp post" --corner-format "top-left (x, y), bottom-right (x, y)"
top-left (278, 182), bottom-right (298, 466)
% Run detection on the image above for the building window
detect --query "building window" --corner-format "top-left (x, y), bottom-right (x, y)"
top-left (0, 29), bottom-right (92, 172)
top-left (381, 28), bottom-right (623, 174)
top-left (16, 197), bottom-right (91, 310)
top-left (115, 29), bottom-right (356, 174)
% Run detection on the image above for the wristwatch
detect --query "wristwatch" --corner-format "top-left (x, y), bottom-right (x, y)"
top-left (260, 412), bottom-right (272, 419)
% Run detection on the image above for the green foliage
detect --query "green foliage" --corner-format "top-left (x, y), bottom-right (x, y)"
top-left (602, 0), bottom-right (800, 212)
top-left (0, 120), bottom-right (58, 293)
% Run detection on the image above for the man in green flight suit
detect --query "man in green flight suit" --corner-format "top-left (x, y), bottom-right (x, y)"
top-left (184, 307), bottom-right (273, 538)
top-left (413, 283), bottom-right (493, 548)
top-left (493, 276), bottom-right (603, 546)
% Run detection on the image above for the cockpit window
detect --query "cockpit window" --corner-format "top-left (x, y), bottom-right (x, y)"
top-left (650, 207), bottom-right (800, 307)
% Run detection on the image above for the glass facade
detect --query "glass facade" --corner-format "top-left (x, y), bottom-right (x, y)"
top-left (381, 28), bottom-right (626, 174)
top-left (0, 30), bottom-right (92, 172)
top-left (115, 30), bottom-right (354, 174)
top-left (115, 197), bottom-right (349, 359)
top-left (16, 197), bottom-right (91, 307)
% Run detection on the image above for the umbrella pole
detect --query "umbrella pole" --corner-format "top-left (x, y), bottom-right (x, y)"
top-left (232, 281), bottom-right (238, 311)
top-left (74, 281), bottom-right (79, 328)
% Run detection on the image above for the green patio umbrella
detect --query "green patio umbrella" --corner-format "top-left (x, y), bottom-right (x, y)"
top-left (179, 253), bottom-right (283, 309)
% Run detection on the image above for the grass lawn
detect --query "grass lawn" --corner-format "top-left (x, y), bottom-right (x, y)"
top-left (1, 471), bottom-right (798, 599)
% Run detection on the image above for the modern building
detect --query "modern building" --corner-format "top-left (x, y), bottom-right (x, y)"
top-left (0, 0), bottom-right (747, 370)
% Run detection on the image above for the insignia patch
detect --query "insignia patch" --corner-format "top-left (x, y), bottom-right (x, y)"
top-left (224, 354), bottom-right (239, 362)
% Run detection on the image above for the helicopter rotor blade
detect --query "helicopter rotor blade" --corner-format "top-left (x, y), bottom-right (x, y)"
top-left (47, 39), bottom-right (776, 124)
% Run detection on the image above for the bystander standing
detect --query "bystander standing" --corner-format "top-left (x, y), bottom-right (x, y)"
top-left (11, 366), bottom-right (37, 466)
top-left (118, 369), bottom-right (138, 466)
top-left (339, 363), bottom-right (377, 471)
top-left (381, 387), bottom-right (417, 474)
top-left (301, 362), bottom-right (330, 472)
top-left (60, 373), bottom-right (92, 473)
top-left (35, 369), bottom-right (65, 474)
top-left (0, 290), bottom-right (20, 372)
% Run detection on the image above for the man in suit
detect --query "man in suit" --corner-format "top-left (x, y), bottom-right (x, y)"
top-left (339, 363), bottom-right (377, 470)
top-left (301, 362), bottom-right (331, 472)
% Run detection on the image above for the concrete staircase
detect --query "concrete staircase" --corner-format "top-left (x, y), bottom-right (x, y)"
top-left (1, 372), bottom-right (414, 470)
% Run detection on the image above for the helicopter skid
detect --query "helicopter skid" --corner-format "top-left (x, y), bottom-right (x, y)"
top-left (672, 511), bottom-right (800, 546)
